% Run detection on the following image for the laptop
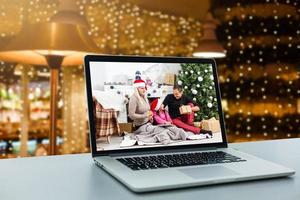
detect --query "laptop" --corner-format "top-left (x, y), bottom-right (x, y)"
top-left (84, 55), bottom-right (295, 192)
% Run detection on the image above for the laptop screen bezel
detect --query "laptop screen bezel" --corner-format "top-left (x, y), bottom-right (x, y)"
top-left (84, 55), bottom-right (228, 157)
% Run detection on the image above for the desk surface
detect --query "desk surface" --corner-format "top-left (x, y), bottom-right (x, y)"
top-left (1, 139), bottom-right (299, 200)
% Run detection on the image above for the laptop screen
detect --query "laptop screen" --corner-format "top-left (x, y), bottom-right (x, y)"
top-left (88, 59), bottom-right (224, 152)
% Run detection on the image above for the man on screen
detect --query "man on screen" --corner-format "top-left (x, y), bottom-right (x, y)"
top-left (160, 85), bottom-right (212, 135)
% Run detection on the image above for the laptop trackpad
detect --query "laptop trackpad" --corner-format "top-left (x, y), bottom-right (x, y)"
top-left (179, 166), bottom-right (239, 179)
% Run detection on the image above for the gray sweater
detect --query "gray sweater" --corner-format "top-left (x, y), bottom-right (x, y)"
top-left (128, 93), bottom-right (150, 126)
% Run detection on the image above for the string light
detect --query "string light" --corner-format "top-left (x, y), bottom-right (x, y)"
top-left (214, 0), bottom-right (299, 142)
top-left (77, 0), bottom-right (203, 56)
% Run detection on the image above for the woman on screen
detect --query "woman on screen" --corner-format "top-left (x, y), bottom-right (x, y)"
top-left (128, 79), bottom-right (153, 128)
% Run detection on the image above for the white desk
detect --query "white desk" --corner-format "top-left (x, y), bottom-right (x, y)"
top-left (0, 138), bottom-right (299, 200)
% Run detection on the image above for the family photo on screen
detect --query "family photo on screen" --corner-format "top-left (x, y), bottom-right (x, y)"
top-left (90, 62), bottom-right (223, 151)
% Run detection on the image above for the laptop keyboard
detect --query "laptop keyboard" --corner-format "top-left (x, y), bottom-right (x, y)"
top-left (116, 151), bottom-right (246, 171)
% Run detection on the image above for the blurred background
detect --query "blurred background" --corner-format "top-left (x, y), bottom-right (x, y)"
top-left (0, 0), bottom-right (299, 158)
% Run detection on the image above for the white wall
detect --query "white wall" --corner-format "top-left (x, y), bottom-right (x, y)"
top-left (89, 62), bottom-right (181, 91)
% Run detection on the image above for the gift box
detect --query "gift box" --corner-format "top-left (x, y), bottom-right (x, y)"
top-left (201, 117), bottom-right (221, 133)
top-left (193, 121), bottom-right (202, 128)
top-left (119, 123), bottom-right (133, 133)
top-left (164, 73), bottom-right (175, 85)
top-left (179, 105), bottom-right (192, 115)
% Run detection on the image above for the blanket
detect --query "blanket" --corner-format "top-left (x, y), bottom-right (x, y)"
top-left (133, 123), bottom-right (187, 144)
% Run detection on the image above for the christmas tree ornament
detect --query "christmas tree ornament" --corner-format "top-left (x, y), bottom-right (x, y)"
top-left (198, 76), bottom-right (203, 82)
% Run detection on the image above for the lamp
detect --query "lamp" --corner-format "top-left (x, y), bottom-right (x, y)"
top-left (0, 22), bottom-right (101, 155)
top-left (193, 12), bottom-right (226, 58)
top-left (50, 0), bottom-right (90, 28)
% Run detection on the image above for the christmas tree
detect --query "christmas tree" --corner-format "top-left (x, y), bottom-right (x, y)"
top-left (177, 63), bottom-right (219, 121)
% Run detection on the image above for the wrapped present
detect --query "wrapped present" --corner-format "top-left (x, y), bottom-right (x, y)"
top-left (179, 105), bottom-right (192, 115)
top-left (119, 123), bottom-right (133, 133)
top-left (193, 121), bottom-right (202, 128)
top-left (201, 117), bottom-right (221, 133)
top-left (164, 73), bottom-right (175, 85)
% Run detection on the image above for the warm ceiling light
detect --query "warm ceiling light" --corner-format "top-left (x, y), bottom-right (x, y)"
top-left (193, 12), bottom-right (225, 58)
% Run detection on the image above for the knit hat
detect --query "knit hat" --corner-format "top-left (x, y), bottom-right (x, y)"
top-left (133, 79), bottom-right (147, 89)
top-left (150, 98), bottom-right (162, 111)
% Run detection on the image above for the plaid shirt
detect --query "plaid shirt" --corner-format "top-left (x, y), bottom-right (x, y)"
top-left (93, 98), bottom-right (120, 139)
